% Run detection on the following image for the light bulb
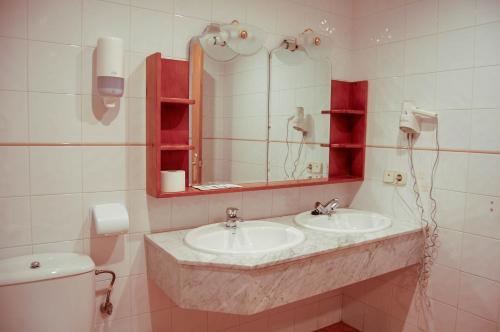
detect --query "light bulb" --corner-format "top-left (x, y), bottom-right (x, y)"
top-left (271, 39), bottom-right (307, 65)
top-left (221, 21), bottom-right (267, 56)
top-left (198, 21), bottom-right (267, 61)
top-left (198, 24), bottom-right (238, 61)
top-left (297, 29), bottom-right (332, 60)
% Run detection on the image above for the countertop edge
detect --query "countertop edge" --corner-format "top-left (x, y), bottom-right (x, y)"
top-left (145, 225), bottom-right (423, 271)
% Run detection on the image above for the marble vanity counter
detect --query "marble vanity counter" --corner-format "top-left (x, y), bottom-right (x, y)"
top-left (145, 214), bottom-right (421, 270)
top-left (145, 213), bottom-right (423, 314)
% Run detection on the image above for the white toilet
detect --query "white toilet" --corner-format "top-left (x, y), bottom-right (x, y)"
top-left (0, 253), bottom-right (96, 332)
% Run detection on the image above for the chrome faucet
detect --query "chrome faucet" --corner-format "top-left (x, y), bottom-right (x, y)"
top-left (225, 207), bottom-right (243, 229)
top-left (312, 198), bottom-right (340, 216)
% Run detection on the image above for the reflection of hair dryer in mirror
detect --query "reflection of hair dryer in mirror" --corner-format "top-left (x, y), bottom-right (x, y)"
top-left (399, 101), bottom-right (438, 135)
top-left (288, 107), bottom-right (308, 135)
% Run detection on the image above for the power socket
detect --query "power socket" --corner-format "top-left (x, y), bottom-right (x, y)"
top-left (383, 170), bottom-right (395, 183)
top-left (307, 161), bottom-right (322, 174)
top-left (394, 171), bottom-right (407, 186)
top-left (383, 169), bottom-right (407, 186)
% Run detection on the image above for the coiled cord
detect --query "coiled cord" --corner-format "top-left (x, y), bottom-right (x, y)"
top-left (291, 135), bottom-right (305, 179)
top-left (406, 122), bottom-right (440, 306)
top-left (283, 119), bottom-right (306, 180)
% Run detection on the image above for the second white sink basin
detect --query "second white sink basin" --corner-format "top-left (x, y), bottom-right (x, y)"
top-left (184, 221), bottom-right (305, 255)
top-left (295, 208), bottom-right (392, 233)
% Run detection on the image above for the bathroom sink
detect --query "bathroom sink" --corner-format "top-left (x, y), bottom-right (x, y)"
top-left (184, 221), bottom-right (305, 255)
top-left (294, 208), bottom-right (392, 233)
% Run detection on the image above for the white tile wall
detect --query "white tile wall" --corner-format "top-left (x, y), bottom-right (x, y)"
top-left (0, 147), bottom-right (30, 197)
top-left (29, 146), bottom-right (83, 195)
top-left (6, 2), bottom-right (366, 330)
top-left (0, 0), bottom-right (27, 39)
top-left (2, 0), bottom-right (500, 331)
top-left (0, 37), bottom-right (28, 90)
top-left (348, 0), bottom-right (500, 330)
top-left (438, 0), bottom-right (476, 32)
top-left (28, 41), bottom-right (82, 94)
top-left (0, 91), bottom-right (28, 142)
top-left (29, 92), bottom-right (82, 142)
top-left (28, 0), bottom-right (82, 45)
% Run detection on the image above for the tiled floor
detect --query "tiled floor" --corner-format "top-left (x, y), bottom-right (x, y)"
top-left (315, 322), bottom-right (360, 332)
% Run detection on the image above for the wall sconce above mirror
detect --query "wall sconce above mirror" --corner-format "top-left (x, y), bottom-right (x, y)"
top-left (145, 22), bottom-right (367, 198)
top-left (198, 20), bottom-right (267, 61)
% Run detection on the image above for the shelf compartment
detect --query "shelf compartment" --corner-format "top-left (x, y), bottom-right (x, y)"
top-left (329, 113), bottom-right (366, 145)
top-left (160, 103), bottom-right (189, 145)
top-left (329, 175), bottom-right (364, 182)
top-left (321, 109), bottom-right (365, 115)
top-left (160, 59), bottom-right (189, 99)
top-left (331, 81), bottom-right (368, 110)
top-left (327, 79), bottom-right (368, 182)
top-left (160, 150), bottom-right (189, 187)
top-left (161, 97), bottom-right (195, 105)
top-left (146, 52), bottom-right (193, 197)
top-left (329, 147), bottom-right (365, 179)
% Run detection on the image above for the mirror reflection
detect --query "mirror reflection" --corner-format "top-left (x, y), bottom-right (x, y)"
top-left (190, 25), bottom-right (333, 187)
top-left (201, 49), bottom-right (269, 184)
top-left (268, 48), bottom-right (331, 181)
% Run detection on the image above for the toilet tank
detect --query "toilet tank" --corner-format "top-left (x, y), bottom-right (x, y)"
top-left (0, 253), bottom-right (96, 332)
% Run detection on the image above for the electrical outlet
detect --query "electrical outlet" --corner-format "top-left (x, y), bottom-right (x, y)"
top-left (311, 161), bottom-right (322, 173)
top-left (394, 171), bottom-right (407, 186)
top-left (383, 169), bottom-right (407, 186)
top-left (383, 170), bottom-right (395, 183)
top-left (307, 161), bottom-right (322, 174)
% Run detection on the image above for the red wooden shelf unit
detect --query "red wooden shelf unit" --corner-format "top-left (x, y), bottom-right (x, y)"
top-left (146, 53), bottom-right (192, 197)
top-left (325, 80), bottom-right (368, 181)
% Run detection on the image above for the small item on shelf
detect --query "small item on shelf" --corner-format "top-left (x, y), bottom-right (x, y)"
top-left (192, 184), bottom-right (243, 191)
top-left (161, 170), bottom-right (185, 192)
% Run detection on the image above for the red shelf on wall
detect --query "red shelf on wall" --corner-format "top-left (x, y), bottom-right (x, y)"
top-left (321, 109), bottom-right (365, 115)
top-left (321, 143), bottom-right (364, 148)
top-left (160, 144), bottom-right (194, 151)
top-left (323, 80), bottom-right (368, 180)
top-left (146, 53), bottom-right (192, 197)
top-left (160, 97), bottom-right (195, 105)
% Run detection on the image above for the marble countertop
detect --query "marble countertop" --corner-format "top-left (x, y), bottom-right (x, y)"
top-left (145, 214), bottom-right (422, 270)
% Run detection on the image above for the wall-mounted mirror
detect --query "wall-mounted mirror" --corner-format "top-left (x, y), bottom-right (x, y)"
top-left (189, 27), bottom-right (333, 188)
top-left (268, 49), bottom-right (331, 182)
top-left (145, 22), bottom-right (366, 197)
top-left (201, 49), bottom-right (269, 184)
top-left (189, 35), bottom-right (333, 188)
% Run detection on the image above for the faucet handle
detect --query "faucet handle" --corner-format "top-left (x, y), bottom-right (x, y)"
top-left (226, 207), bottom-right (239, 218)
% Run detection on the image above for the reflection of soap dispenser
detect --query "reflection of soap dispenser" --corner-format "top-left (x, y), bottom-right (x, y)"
top-left (96, 37), bottom-right (124, 109)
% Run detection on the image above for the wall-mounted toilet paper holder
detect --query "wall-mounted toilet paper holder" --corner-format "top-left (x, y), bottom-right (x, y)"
top-left (95, 269), bottom-right (116, 315)
top-left (92, 203), bottom-right (129, 236)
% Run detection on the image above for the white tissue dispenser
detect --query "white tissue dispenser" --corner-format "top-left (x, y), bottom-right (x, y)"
top-left (92, 203), bottom-right (129, 236)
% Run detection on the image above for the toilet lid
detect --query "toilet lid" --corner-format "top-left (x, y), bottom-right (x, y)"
top-left (0, 253), bottom-right (95, 286)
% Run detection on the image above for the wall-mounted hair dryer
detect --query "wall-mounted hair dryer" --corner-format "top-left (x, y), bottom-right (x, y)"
top-left (399, 101), bottom-right (437, 134)
top-left (289, 107), bottom-right (308, 135)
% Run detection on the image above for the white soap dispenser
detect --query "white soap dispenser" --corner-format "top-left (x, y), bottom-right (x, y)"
top-left (96, 37), bottom-right (124, 109)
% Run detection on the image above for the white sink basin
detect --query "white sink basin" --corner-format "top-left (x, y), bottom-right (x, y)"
top-left (295, 208), bottom-right (392, 233)
top-left (184, 221), bottom-right (305, 255)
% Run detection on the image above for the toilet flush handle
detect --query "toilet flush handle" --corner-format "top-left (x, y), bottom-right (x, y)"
top-left (95, 269), bottom-right (116, 316)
